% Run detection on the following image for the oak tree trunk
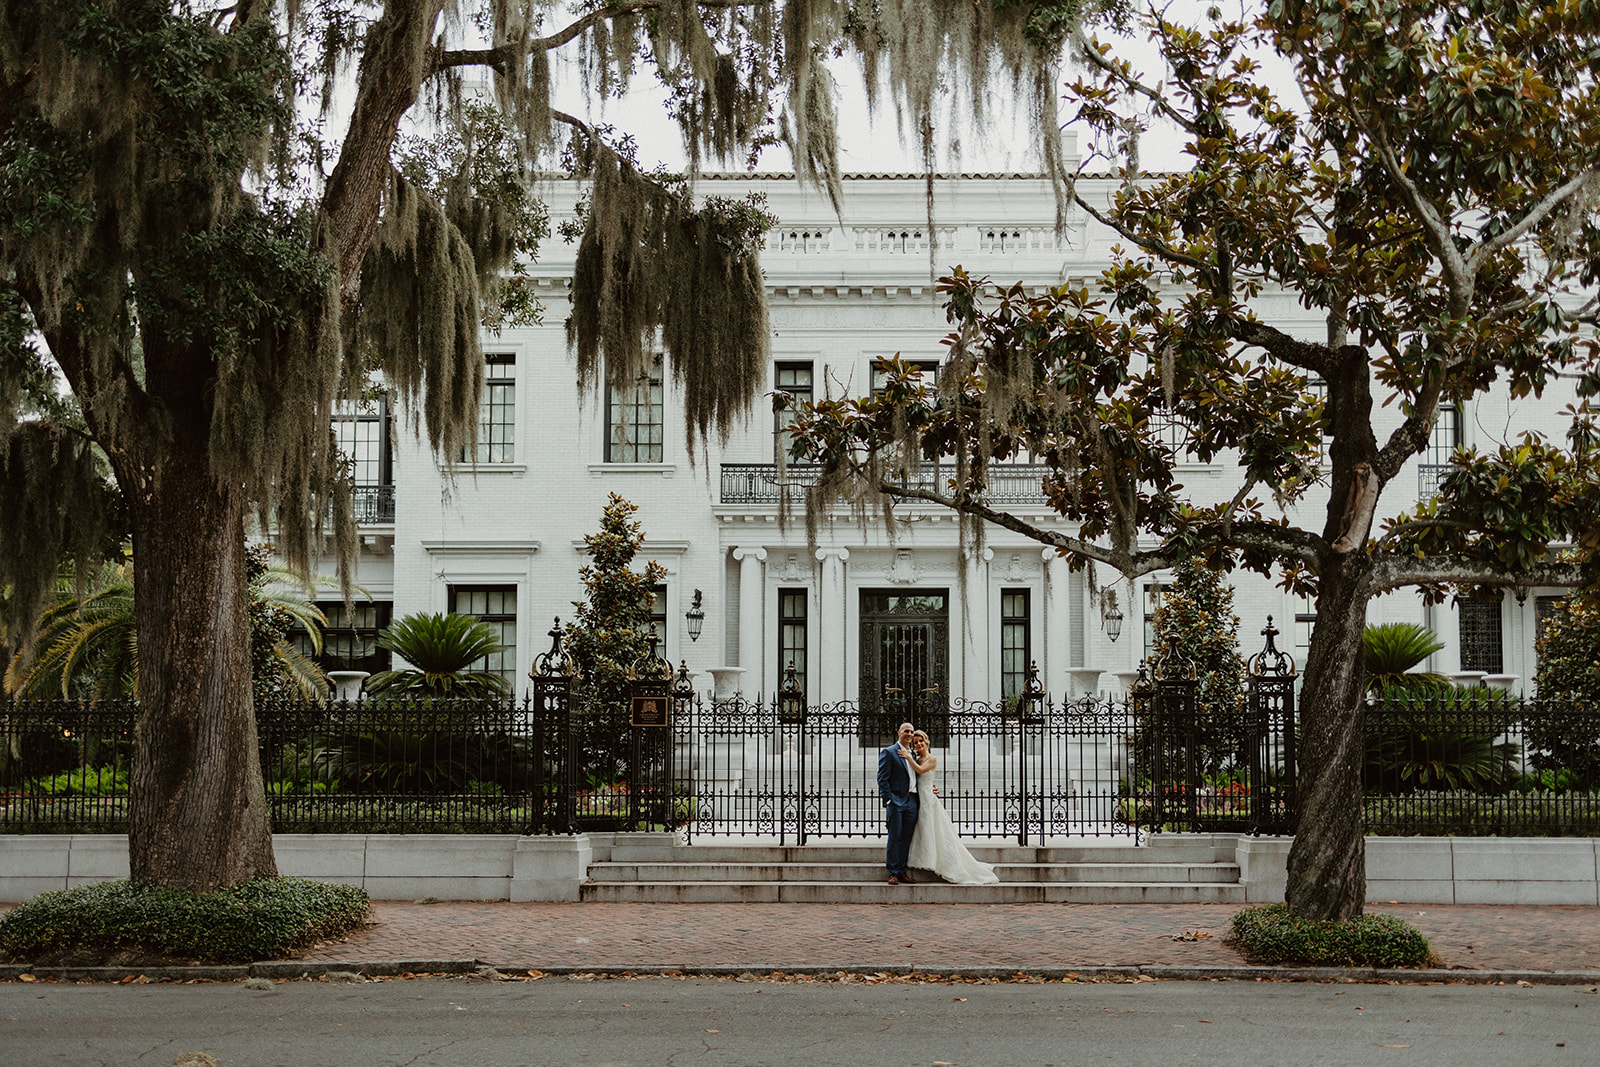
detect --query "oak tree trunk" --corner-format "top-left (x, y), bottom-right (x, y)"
top-left (124, 453), bottom-right (277, 891)
top-left (1284, 562), bottom-right (1370, 920)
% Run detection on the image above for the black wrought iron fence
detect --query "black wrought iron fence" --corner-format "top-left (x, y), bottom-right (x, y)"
top-left (670, 684), bottom-right (1142, 844)
top-left (0, 697), bottom-right (136, 832)
top-left (1363, 691), bottom-right (1600, 836)
top-left (5, 687), bottom-right (1599, 838)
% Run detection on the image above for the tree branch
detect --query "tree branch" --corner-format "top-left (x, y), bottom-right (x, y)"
top-left (1226, 317), bottom-right (1330, 376)
top-left (1367, 554), bottom-right (1593, 595)
top-left (1467, 169), bottom-right (1600, 273)
top-left (1366, 125), bottom-right (1475, 315)
top-left (1374, 372), bottom-right (1443, 481)
top-left (1070, 27), bottom-right (1199, 136)
top-left (873, 478), bottom-right (1323, 576)
top-left (1369, 518), bottom-right (1479, 553)
top-left (434, 0), bottom-right (766, 73)
top-left (1072, 191), bottom-right (1220, 283)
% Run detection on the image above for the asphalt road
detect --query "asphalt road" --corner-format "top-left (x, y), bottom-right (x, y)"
top-left (4, 974), bottom-right (1597, 1067)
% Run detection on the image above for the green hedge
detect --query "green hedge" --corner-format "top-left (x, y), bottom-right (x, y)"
top-left (1363, 792), bottom-right (1600, 836)
top-left (0, 878), bottom-right (370, 964)
top-left (1229, 904), bottom-right (1437, 967)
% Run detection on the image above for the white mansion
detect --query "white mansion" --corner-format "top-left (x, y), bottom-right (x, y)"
top-left (302, 161), bottom-right (1581, 706)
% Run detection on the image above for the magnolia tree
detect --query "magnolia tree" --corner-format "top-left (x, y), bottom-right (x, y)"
top-left (792, 2), bottom-right (1600, 919)
top-left (0, 0), bottom-right (1116, 891)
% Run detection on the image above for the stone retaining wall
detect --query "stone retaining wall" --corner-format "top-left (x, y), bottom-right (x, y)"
top-left (3, 833), bottom-right (1598, 904)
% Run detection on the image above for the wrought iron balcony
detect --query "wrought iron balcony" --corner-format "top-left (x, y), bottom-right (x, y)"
top-left (352, 484), bottom-right (395, 524)
top-left (719, 463), bottom-right (1052, 505)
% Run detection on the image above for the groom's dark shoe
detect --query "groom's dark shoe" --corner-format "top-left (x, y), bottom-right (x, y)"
top-left (886, 875), bottom-right (903, 885)
top-left (899, 872), bottom-right (915, 883)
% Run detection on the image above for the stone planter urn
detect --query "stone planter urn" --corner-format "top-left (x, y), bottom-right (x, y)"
top-left (327, 670), bottom-right (369, 701)
top-left (706, 666), bottom-right (747, 702)
top-left (1069, 668), bottom-right (1105, 699)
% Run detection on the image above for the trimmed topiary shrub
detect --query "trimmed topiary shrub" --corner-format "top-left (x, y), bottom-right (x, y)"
top-left (1228, 904), bottom-right (1438, 968)
top-left (0, 877), bottom-right (370, 965)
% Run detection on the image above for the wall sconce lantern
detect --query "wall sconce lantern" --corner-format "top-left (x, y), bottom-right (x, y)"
top-left (1103, 604), bottom-right (1124, 643)
top-left (685, 589), bottom-right (705, 642)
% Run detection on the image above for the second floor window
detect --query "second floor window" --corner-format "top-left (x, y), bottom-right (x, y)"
top-left (466, 354), bottom-right (516, 463)
top-left (871, 359), bottom-right (939, 397)
top-left (774, 362), bottom-right (813, 463)
top-left (1420, 403), bottom-right (1461, 498)
top-left (332, 395), bottom-right (391, 487)
top-left (607, 357), bottom-right (664, 463)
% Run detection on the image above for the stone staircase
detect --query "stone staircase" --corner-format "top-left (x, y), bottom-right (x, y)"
top-left (582, 837), bottom-right (1245, 904)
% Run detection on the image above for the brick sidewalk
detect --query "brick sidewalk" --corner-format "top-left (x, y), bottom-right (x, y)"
top-left (290, 901), bottom-right (1600, 974)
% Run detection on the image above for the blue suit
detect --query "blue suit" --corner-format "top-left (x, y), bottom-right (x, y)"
top-left (878, 742), bottom-right (919, 878)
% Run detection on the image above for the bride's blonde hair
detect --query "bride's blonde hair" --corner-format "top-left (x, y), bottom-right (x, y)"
top-left (912, 730), bottom-right (930, 744)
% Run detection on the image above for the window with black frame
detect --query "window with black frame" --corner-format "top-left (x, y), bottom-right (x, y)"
top-left (773, 362), bottom-right (813, 463)
top-left (1458, 595), bottom-right (1504, 674)
top-left (450, 585), bottom-right (517, 683)
top-left (870, 359), bottom-right (938, 396)
top-left (607, 357), bottom-right (665, 463)
top-left (463, 353), bottom-right (516, 463)
top-left (778, 588), bottom-right (808, 690)
top-left (1420, 403), bottom-right (1460, 497)
top-left (293, 601), bottom-right (392, 675)
top-left (331, 394), bottom-right (393, 522)
top-left (1000, 589), bottom-right (1030, 702)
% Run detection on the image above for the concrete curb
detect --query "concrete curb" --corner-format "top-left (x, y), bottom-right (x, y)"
top-left (5, 960), bottom-right (1598, 985)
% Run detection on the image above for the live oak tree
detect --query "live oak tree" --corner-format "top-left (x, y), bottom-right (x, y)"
top-left (0, 0), bottom-right (1107, 891)
top-left (791, 2), bottom-right (1600, 919)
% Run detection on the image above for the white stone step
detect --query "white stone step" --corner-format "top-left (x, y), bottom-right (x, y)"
top-left (589, 861), bottom-right (1240, 885)
top-left (580, 880), bottom-right (1246, 904)
top-left (607, 843), bottom-right (1228, 865)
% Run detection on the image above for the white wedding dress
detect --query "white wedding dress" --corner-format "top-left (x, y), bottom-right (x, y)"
top-left (906, 770), bottom-right (999, 884)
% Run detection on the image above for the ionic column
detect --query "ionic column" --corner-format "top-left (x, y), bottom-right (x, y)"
top-left (816, 547), bottom-right (850, 704)
top-left (1043, 547), bottom-right (1070, 694)
top-left (964, 547), bottom-right (991, 700)
top-left (732, 546), bottom-right (766, 694)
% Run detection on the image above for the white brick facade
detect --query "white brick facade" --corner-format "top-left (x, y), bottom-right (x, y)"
top-left (325, 167), bottom-right (1582, 701)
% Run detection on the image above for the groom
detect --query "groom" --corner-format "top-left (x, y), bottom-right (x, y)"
top-left (877, 721), bottom-right (919, 885)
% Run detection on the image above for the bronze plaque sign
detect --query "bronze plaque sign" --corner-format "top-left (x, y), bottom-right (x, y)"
top-left (631, 695), bottom-right (669, 727)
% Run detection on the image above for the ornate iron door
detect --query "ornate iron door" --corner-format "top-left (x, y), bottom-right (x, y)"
top-left (858, 591), bottom-right (949, 746)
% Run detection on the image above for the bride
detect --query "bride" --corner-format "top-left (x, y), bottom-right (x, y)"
top-left (900, 730), bottom-right (999, 885)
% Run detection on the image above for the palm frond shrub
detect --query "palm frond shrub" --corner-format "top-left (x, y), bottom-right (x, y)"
top-left (1362, 620), bottom-right (1520, 793)
top-left (4, 559), bottom-right (136, 699)
top-left (363, 612), bottom-right (511, 698)
top-left (1362, 623), bottom-right (1447, 695)
top-left (6, 546), bottom-right (330, 699)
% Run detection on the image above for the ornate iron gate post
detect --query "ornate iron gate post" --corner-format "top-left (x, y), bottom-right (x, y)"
top-left (627, 629), bottom-right (674, 831)
top-left (1015, 662), bottom-right (1045, 845)
top-left (529, 620), bottom-right (579, 834)
top-left (670, 660), bottom-right (696, 840)
top-left (1246, 616), bottom-right (1298, 833)
top-left (1130, 662), bottom-right (1155, 831)
top-left (1151, 635), bottom-right (1199, 831)
top-left (778, 662), bottom-right (806, 844)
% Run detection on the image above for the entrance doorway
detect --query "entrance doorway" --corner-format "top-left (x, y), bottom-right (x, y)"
top-left (858, 590), bottom-right (949, 747)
